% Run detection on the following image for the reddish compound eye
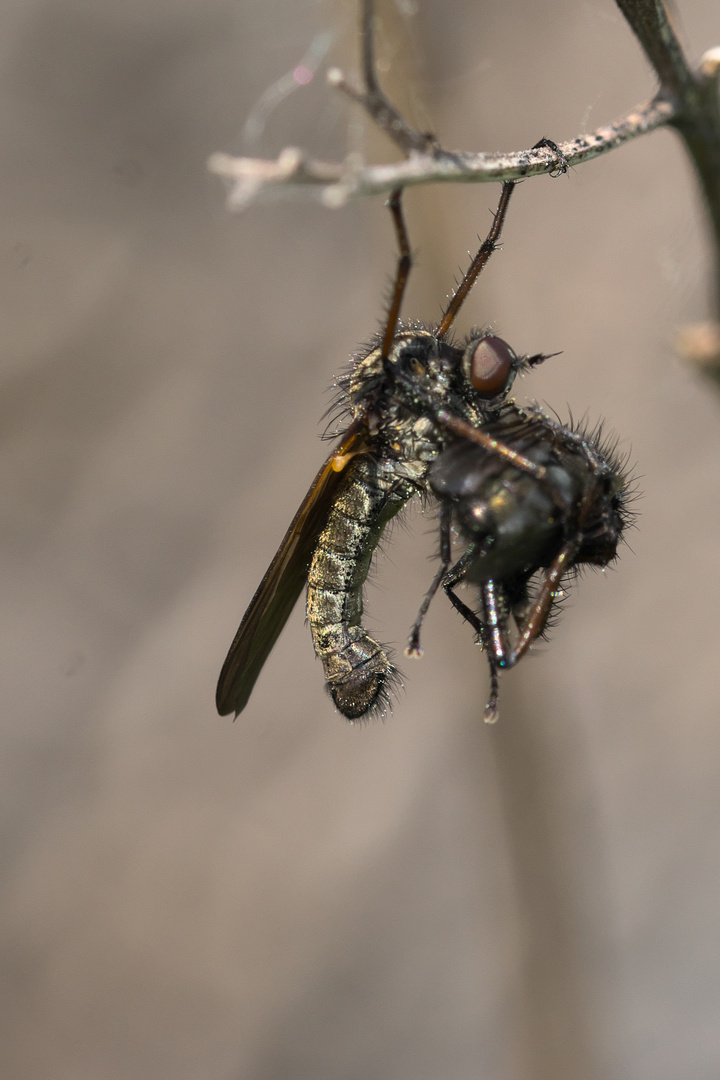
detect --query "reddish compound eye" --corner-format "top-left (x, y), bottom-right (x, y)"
top-left (467, 335), bottom-right (516, 398)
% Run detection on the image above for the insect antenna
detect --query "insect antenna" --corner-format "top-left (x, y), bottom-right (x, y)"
top-left (436, 181), bottom-right (516, 339)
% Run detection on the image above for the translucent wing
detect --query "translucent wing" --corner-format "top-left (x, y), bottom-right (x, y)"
top-left (216, 422), bottom-right (369, 716)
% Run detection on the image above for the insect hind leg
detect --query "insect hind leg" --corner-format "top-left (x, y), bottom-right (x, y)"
top-left (444, 574), bottom-right (506, 724)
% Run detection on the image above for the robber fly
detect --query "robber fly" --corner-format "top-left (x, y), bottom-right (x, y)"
top-left (404, 403), bottom-right (632, 723)
top-left (216, 181), bottom-right (630, 721)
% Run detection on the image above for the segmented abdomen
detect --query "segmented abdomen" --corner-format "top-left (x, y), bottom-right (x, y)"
top-left (306, 456), bottom-right (415, 719)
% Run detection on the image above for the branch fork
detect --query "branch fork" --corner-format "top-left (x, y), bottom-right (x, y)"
top-left (209, 0), bottom-right (720, 350)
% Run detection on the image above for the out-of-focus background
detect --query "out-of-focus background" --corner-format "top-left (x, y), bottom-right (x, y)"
top-left (2, 1), bottom-right (720, 1077)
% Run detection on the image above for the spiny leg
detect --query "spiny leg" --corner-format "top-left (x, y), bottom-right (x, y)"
top-left (507, 473), bottom-right (606, 663)
top-left (406, 504), bottom-right (451, 657)
top-left (384, 377), bottom-right (549, 481)
top-left (479, 479), bottom-right (602, 702)
top-left (494, 542), bottom-right (576, 672)
top-left (433, 411), bottom-right (548, 479)
top-left (436, 181), bottom-right (516, 338)
top-left (381, 188), bottom-right (411, 361)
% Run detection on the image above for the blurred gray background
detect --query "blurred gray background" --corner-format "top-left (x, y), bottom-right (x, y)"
top-left (2, 1), bottom-right (720, 1077)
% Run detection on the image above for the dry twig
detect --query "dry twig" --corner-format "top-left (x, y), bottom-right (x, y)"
top-left (209, 0), bottom-right (720, 372)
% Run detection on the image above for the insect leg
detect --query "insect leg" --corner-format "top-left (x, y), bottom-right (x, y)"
top-left (441, 548), bottom-right (485, 636)
top-left (381, 188), bottom-right (412, 361)
top-left (433, 411), bottom-right (547, 480)
top-left (503, 542), bottom-right (576, 667)
top-left (498, 467), bottom-right (610, 672)
top-left (531, 137), bottom-right (570, 177)
top-left (436, 181), bottom-right (516, 338)
top-left (444, 573), bottom-right (507, 724)
top-left (478, 581), bottom-right (512, 723)
top-left (483, 665), bottom-right (501, 724)
top-left (406, 503), bottom-right (452, 657)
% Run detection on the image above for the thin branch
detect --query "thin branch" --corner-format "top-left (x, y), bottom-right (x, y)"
top-left (209, 0), bottom-right (682, 210)
top-left (341, 0), bottom-right (436, 155)
top-left (209, 0), bottom-right (720, 378)
top-left (616, 1), bottom-right (720, 361)
top-left (209, 95), bottom-right (675, 209)
top-left (615, 0), bottom-right (697, 99)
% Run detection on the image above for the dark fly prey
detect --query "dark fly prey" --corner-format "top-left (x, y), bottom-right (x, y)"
top-left (216, 181), bottom-right (632, 721)
top-left (407, 405), bottom-right (631, 722)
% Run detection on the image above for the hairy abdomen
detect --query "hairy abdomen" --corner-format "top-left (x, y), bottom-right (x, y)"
top-left (306, 457), bottom-right (413, 720)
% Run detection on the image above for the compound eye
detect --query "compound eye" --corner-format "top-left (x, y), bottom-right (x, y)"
top-left (468, 335), bottom-right (516, 398)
